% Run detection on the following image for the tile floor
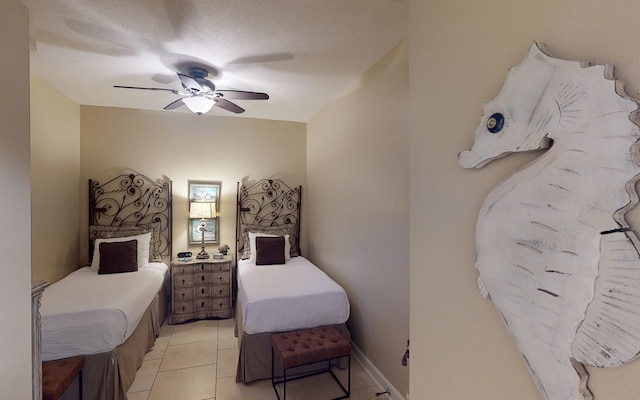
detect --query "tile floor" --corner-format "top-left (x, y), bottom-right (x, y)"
top-left (126, 318), bottom-right (384, 400)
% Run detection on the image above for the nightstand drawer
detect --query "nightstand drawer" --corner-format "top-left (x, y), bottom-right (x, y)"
top-left (211, 285), bottom-right (230, 299)
top-left (174, 273), bottom-right (194, 288)
top-left (195, 285), bottom-right (211, 298)
top-left (194, 272), bottom-right (215, 284)
top-left (211, 263), bottom-right (230, 272)
top-left (210, 298), bottom-right (230, 311)
top-left (193, 262), bottom-right (211, 272)
top-left (174, 288), bottom-right (193, 302)
top-left (194, 298), bottom-right (211, 312)
top-left (212, 272), bottom-right (229, 284)
top-left (175, 300), bottom-right (194, 314)
top-left (173, 265), bottom-right (193, 275)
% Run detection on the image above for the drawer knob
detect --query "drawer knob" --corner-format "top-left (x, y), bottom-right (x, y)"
top-left (201, 301), bottom-right (205, 307)
top-left (201, 288), bottom-right (205, 295)
top-left (202, 275), bottom-right (205, 281)
top-left (182, 279), bottom-right (185, 285)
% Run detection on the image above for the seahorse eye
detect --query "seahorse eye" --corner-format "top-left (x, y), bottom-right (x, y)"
top-left (487, 113), bottom-right (504, 133)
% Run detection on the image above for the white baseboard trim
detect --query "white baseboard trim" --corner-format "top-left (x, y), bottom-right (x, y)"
top-left (351, 342), bottom-right (406, 400)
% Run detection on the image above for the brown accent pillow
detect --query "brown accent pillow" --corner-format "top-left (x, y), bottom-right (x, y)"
top-left (98, 240), bottom-right (138, 274)
top-left (240, 223), bottom-right (298, 259)
top-left (255, 236), bottom-right (286, 265)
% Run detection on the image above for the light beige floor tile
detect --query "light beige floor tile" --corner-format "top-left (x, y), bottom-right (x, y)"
top-left (144, 335), bottom-right (170, 361)
top-left (169, 319), bottom-right (219, 345)
top-left (126, 390), bottom-right (150, 400)
top-left (128, 358), bottom-right (161, 393)
top-left (350, 385), bottom-right (389, 400)
top-left (159, 321), bottom-right (175, 337)
top-left (219, 317), bottom-right (236, 330)
top-left (148, 364), bottom-right (216, 400)
top-left (334, 358), bottom-right (377, 391)
top-left (160, 339), bottom-right (217, 371)
top-left (216, 376), bottom-right (275, 400)
top-left (276, 371), bottom-right (348, 400)
top-left (144, 322), bottom-right (174, 360)
top-left (218, 318), bottom-right (239, 349)
top-left (217, 347), bottom-right (239, 378)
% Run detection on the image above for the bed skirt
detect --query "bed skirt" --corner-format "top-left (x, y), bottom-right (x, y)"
top-left (234, 300), bottom-right (350, 383)
top-left (60, 284), bottom-right (169, 400)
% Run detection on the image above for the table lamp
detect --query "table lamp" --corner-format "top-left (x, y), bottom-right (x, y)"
top-left (189, 202), bottom-right (216, 259)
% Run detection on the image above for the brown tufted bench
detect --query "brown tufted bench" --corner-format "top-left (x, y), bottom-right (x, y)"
top-left (270, 326), bottom-right (351, 400)
top-left (42, 356), bottom-right (84, 400)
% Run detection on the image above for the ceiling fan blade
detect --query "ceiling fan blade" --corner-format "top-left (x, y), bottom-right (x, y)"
top-left (194, 77), bottom-right (215, 93)
top-left (163, 98), bottom-right (185, 110)
top-left (177, 73), bottom-right (203, 93)
top-left (215, 90), bottom-right (269, 100)
top-left (214, 98), bottom-right (245, 114)
top-left (114, 85), bottom-right (182, 95)
top-left (226, 52), bottom-right (294, 65)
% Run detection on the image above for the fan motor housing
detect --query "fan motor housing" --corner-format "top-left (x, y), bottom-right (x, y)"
top-left (188, 67), bottom-right (209, 79)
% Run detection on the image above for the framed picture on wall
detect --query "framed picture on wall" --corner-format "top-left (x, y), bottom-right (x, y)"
top-left (188, 180), bottom-right (221, 210)
top-left (189, 217), bottom-right (219, 244)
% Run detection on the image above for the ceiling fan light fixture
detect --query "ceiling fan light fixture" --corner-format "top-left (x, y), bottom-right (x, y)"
top-left (114, 69), bottom-right (267, 115)
top-left (183, 96), bottom-right (216, 115)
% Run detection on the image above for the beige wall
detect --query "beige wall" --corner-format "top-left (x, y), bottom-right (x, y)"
top-left (30, 76), bottom-right (81, 283)
top-left (0, 1), bottom-right (33, 397)
top-left (307, 41), bottom-right (409, 396)
top-left (80, 106), bottom-right (306, 263)
top-left (410, 0), bottom-right (640, 398)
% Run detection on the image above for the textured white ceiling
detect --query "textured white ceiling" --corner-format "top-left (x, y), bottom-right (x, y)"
top-left (21, 0), bottom-right (407, 122)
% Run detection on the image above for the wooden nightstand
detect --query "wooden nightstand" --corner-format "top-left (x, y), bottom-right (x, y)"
top-left (169, 256), bottom-right (233, 324)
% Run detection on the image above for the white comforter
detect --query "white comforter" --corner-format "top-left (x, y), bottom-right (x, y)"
top-left (237, 256), bottom-right (350, 334)
top-left (40, 262), bottom-right (168, 361)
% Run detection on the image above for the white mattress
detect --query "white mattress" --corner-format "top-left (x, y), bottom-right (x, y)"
top-left (40, 262), bottom-right (168, 361)
top-left (237, 256), bottom-right (350, 334)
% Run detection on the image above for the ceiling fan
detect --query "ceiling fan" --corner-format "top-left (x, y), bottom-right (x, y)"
top-left (114, 67), bottom-right (269, 115)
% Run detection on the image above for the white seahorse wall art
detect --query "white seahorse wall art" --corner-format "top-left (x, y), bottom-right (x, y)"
top-left (458, 43), bottom-right (640, 400)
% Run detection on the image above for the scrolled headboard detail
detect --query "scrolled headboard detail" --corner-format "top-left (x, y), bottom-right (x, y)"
top-left (89, 172), bottom-right (173, 260)
top-left (236, 179), bottom-right (302, 258)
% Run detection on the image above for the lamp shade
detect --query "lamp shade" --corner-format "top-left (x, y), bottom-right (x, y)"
top-left (189, 202), bottom-right (216, 219)
top-left (183, 96), bottom-right (216, 115)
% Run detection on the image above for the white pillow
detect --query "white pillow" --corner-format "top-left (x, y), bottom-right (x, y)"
top-left (248, 231), bottom-right (290, 263)
top-left (91, 232), bottom-right (151, 270)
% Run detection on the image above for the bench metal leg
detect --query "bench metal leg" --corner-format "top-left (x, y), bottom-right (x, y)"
top-left (79, 369), bottom-right (83, 400)
top-left (271, 351), bottom-right (351, 400)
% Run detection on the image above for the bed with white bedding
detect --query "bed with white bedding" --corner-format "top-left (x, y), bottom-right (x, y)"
top-left (39, 172), bottom-right (172, 400)
top-left (237, 257), bottom-right (349, 335)
top-left (41, 263), bottom-right (168, 361)
top-left (234, 179), bottom-right (351, 383)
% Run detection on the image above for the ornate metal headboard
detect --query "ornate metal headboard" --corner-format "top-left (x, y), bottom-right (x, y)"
top-left (236, 179), bottom-right (302, 258)
top-left (89, 172), bottom-right (173, 260)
